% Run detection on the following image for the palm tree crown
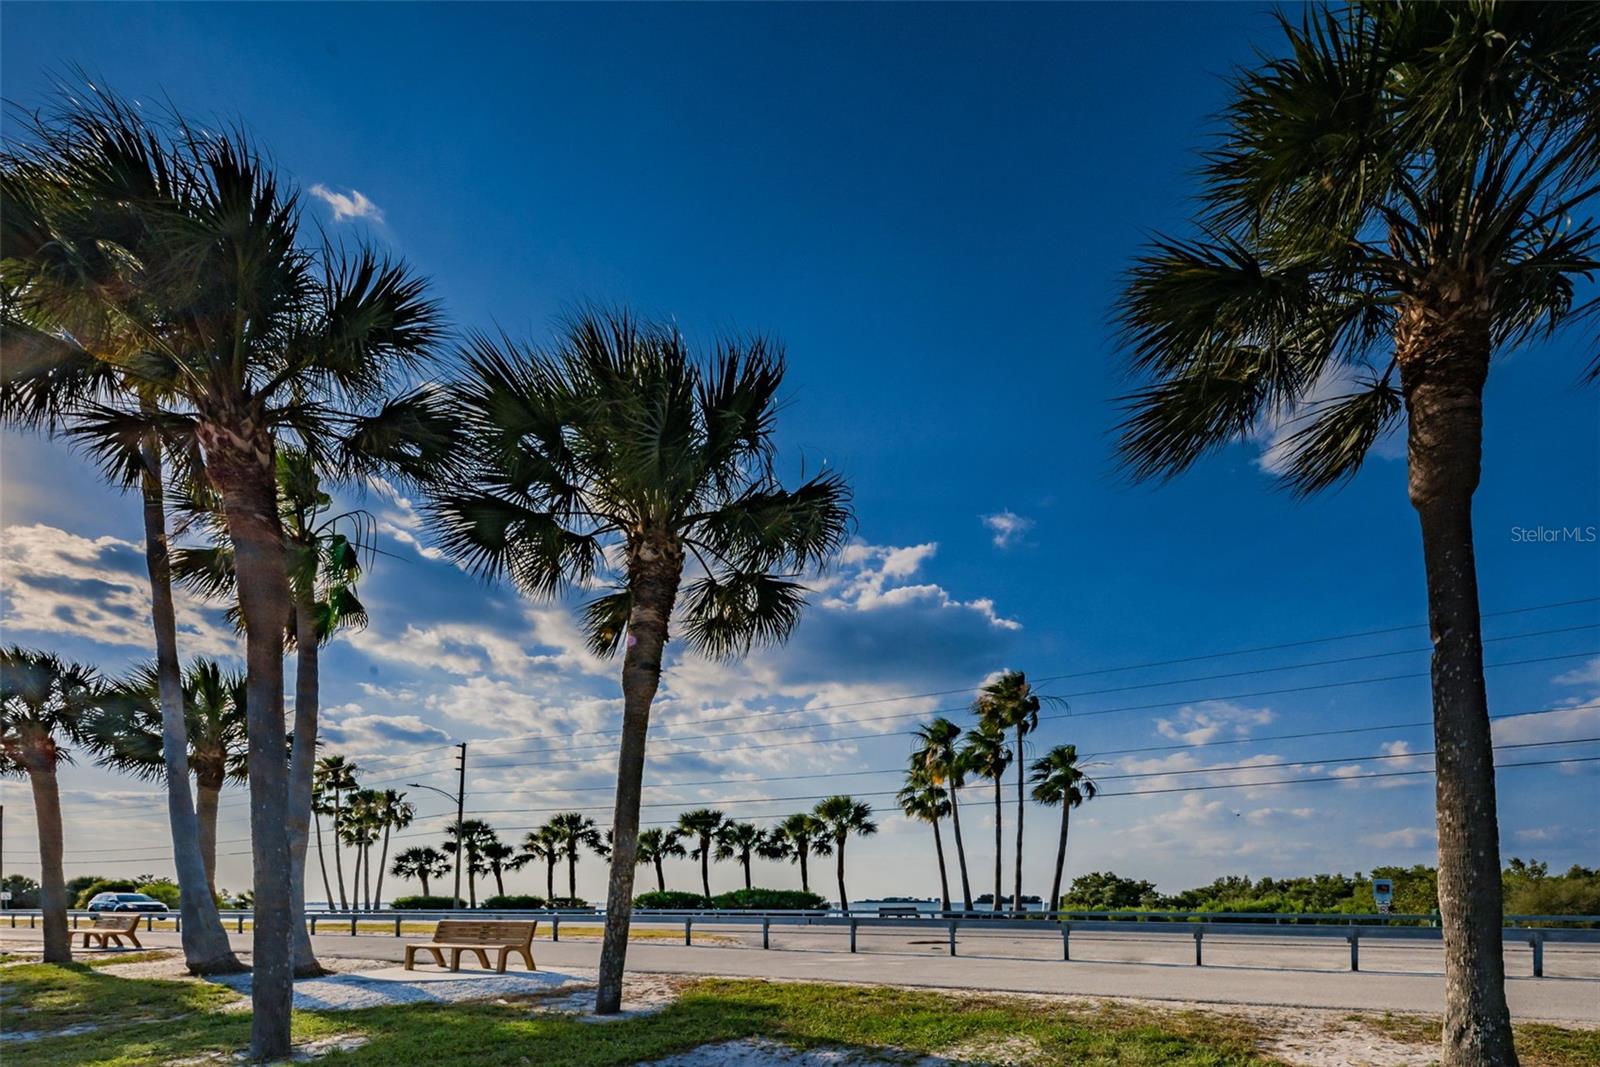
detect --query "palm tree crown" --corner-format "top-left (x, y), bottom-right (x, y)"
top-left (634, 828), bottom-right (687, 894)
top-left (813, 795), bottom-right (877, 914)
top-left (1030, 744), bottom-right (1098, 915)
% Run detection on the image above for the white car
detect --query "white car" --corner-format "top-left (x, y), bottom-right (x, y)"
top-left (86, 892), bottom-right (169, 913)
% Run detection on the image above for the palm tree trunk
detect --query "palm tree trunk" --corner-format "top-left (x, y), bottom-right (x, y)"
top-left (203, 425), bottom-right (295, 1061)
top-left (419, 872), bottom-right (431, 898)
top-left (742, 855), bottom-right (752, 891)
top-left (313, 808), bottom-right (334, 912)
top-left (546, 858), bottom-right (555, 903)
top-left (466, 858), bottom-right (476, 908)
top-left (138, 427), bottom-right (241, 974)
top-left (331, 792), bottom-right (348, 911)
top-left (948, 785), bottom-right (973, 911)
top-left (1399, 318), bottom-right (1516, 1067)
top-left (1049, 807), bottom-right (1070, 916)
top-left (27, 763), bottom-right (70, 964)
top-left (798, 845), bottom-right (810, 893)
top-left (493, 866), bottom-right (506, 899)
top-left (991, 776), bottom-right (1003, 913)
top-left (654, 857), bottom-right (666, 893)
top-left (596, 546), bottom-right (682, 1015)
top-left (836, 838), bottom-right (849, 915)
top-left (363, 842), bottom-right (372, 910)
top-left (375, 823), bottom-right (393, 907)
top-left (931, 816), bottom-right (951, 913)
top-left (196, 775), bottom-right (222, 896)
top-left (289, 599), bottom-right (325, 972)
top-left (1013, 725), bottom-right (1025, 915)
top-left (568, 852), bottom-right (578, 899)
top-left (700, 846), bottom-right (711, 899)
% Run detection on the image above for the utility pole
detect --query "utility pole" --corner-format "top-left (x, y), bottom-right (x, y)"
top-left (453, 743), bottom-right (467, 910)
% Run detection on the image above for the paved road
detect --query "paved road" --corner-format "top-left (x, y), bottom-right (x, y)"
top-left (7, 924), bottom-right (1597, 1023)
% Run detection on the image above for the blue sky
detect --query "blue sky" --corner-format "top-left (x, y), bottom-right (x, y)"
top-left (3, 3), bottom-right (1597, 903)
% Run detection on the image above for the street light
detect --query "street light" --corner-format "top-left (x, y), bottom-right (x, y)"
top-left (409, 742), bottom-right (467, 910)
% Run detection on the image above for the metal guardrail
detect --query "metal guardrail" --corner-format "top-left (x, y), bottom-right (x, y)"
top-left (7, 907), bottom-right (1598, 978)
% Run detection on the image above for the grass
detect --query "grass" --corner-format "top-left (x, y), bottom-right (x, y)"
top-left (1352, 1012), bottom-right (1600, 1067)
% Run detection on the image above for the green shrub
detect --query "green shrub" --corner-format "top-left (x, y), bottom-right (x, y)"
top-left (74, 879), bottom-right (138, 908)
top-left (137, 880), bottom-right (181, 908)
top-left (634, 890), bottom-right (711, 910)
top-left (3, 875), bottom-right (40, 909)
top-left (545, 896), bottom-right (588, 909)
top-left (711, 888), bottom-right (827, 911)
top-left (481, 894), bottom-right (546, 909)
top-left (391, 895), bottom-right (466, 910)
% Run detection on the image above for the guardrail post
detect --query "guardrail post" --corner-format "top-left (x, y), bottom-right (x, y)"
top-left (849, 919), bottom-right (857, 954)
top-left (30, 914), bottom-right (36, 929)
top-left (240, 915), bottom-right (247, 933)
top-left (394, 917), bottom-right (402, 937)
top-left (146, 916), bottom-right (154, 932)
top-left (685, 918), bottom-right (692, 946)
top-left (1530, 935), bottom-right (1544, 978)
top-left (1193, 929), bottom-right (1203, 966)
top-left (1348, 932), bottom-right (1359, 972)
top-left (307, 916), bottom-right (314, 935)
top-left (552, 916), bottom-right (560, 943)
top-left (762, 917), bottom-right (770, 950)
top-left (1062, 923), bottom-right (1071, 961)
top-left (351, 915), bottom-right (358, 936)
top-left (72, 914), bottom-right (78, 930)
top-left (175, 914), bottom-right (182, 933)
top-left (949, 921), bottom-right (958, 957)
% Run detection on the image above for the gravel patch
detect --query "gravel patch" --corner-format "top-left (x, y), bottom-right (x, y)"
top-left (209, 964), bottom-right (595, 1011)
top-left (643, 1039), bottom-right (945, 1066)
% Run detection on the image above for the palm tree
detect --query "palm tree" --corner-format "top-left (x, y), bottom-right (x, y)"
top-left (714, 821), bottom-right (769, 891)
top-left (427, 310), bottom-right (852, 1013)
top-left (897, 770), bottom-right (952, 913)
top-left (390, 846), bottom-right (451, 899)
top-left (813, 796), bottom-right (876, 915)
top-left (314, 756), bottom-right (360, 910)
top-left (962, 724), bottom-right (1012, 913)
top-left (89, 659), bottom-right (246, 895)
top-left (481, 839), bottom-right (516, 899)
top-left (5, 88), bottom-right (449, 1059)
top-left (1030, 745), bottom-right (1098, 915)
top-left (635, 828), bottom-right (687, 893)
top-left (977, 671), bottom-right (1041, 914)
top-left (547, 812), bottom-right (601, 899)
top-left (1111, 9), bottom-right (1600, 1062)
top-left (311, 789), bottom-right (338, 911)
top-left (770, 813), bottom-right (831, 895)
top-left (519, 826), bottom-right (562, 902)
top-left (371, 790), bottom-right (414, 907)
top-left (443, 819), bottom-right (498, 908)
top-left (911, 718), bottom-right (972, 911)
top-left (676, 808), bottom-right (728, 900)
top-left (0, 648), bottom-right (99, 963)
top-left (340, 790), bottom-right (384, 910)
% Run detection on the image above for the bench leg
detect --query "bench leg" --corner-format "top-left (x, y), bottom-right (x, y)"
top-left (81, 933), bottom-right (91, 949)
top-left (520, 947), bottom-right (536, 972)
top-left (404, 946), bottom-right (417, 971)
top-left (471, 948), bottom-right (491, 970)
top-left (449, 948), bottom-right (464, 971)
top-left (125, 932), bottom-right (141, 949)
top-left (496, 948), bottom-right (509, 974)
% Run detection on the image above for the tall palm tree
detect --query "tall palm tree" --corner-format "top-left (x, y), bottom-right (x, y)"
top-left (714, 821), bottom-right (769, 891)
top-left (0, 648), bottom-right (100, 963)
top-left (635, 828), bottom-right (687, 893)
top-left (813, 796), bottom-right (876, 915)
top-left (427, 310), bottom-right (851, 1012)
top-left (770, 813), bottom-right (831, 895)
top-left (481, 839), bottom-right (516, 899)
top-left (962, 724), bottom-right (1012, 913)
top-left (5, 90), bottom-right (450, 1056)
top-left (390, 846), bottom-right (451, 899)
top-left (89, 659), bottom-right (247, 895)
top-left (311, 788), bottom-right (338, 911)
top-left (1112, 8), bottom-right (1600, 1062)
top-left (911, 718), bottom-right (972, 911)
top-left (547, 811), bottom-right (601, 899)
top-left (1030, 745), bottom-right (1098, 915)
top-left (519, 826), bottom-right (562, 903)
top-left (340, 790), bottom-right (384, 910)
top-left (977, 671), bottom-right (1041, 914)
top-left (314, 756), bottom-right (360, 910)
top-left (371, 790), bottom-right (414, 907)
top-left (443, 819), bottom-right (498, 908)
top-left (897, 770), bottom-right (952, 913)
top-left (676, 808), bottom-right (728, 900)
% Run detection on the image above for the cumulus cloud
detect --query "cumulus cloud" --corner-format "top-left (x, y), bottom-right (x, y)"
top-left (1, 523), bottom-right (239, 659)
top-left (309, 183), bottom-right (383, 222)
top-left (981, 510), bottom-right (1034, 548)
top-left (1553, 656), bottom-right (1600, 686)
top-left (824, 541), bottom-right (1021, 630)
top-left (1365, 826), bottom-right (1435, 849)
top-left (1155, 700), bottom-right (1275, 745)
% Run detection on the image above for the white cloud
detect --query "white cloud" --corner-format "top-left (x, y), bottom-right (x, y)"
top-left (309, 183), bottom-right (384, 222)
top-left (825, 541), bottom-right (1021, 630)
top-left (1365, 826), bottom-right (1435, 849)
top-left (1155, 700), bottom-right (1275, 745)
top-left (1553, 656), bottom-right (1600, 686)
top-left (980, 510), bottom-right (1034, 549)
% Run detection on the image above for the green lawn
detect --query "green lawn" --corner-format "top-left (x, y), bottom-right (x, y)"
top-left (5, 960), bottom-right (1598, 1067)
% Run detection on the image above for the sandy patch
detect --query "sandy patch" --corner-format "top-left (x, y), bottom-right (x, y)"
top-left (209, 964), bottom-right (594, 1011)
top-left (644, 1038), bottom-right (936, 1066)
top-left (528, 972), bottom-right (690, 1021)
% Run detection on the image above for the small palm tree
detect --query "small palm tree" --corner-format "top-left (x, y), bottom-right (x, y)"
top-left (770, 813), bottom-right (831, 895)
top-left (443, 820), bottom-right (499, 908)
top-left (635, 828), bottom-right (687, 893)
top-left (961, 724), bottom-right (1012, 913)
top-left (676, 809), bottom-right (728, 900)
top-left (714, 821), bottom-right (769, 891)
top-left (89, 659), bottom-right (246, 895)
top-left (390, 846), bottom-right (451, 899)
top-left (314, 756), bottom-right (360, 910)
top-left (370, 790), bottom-right (414, 907)
top-left (897, 770), bottom-right (952, 913)
top-left (1030, 745), bottom-right (1098, 915)
top-left (0, 648), bottom-right (100, 962)
top-left (547, 812), bottom-right (601, 900)
top-left (519, 826), bottom-right (562, 902)
top-left (813, 796), bottom-right (877, 915)
top-left (911, 718), bottom-right (972, 910)
top-left (977, 671), bottom-right (1042, 914)
top-left (427, 310), bottom-right (852, 1012)
top-left (480, 839), bottom-right (517, 899)
top-left (339, 790), bottom-right (383, 910)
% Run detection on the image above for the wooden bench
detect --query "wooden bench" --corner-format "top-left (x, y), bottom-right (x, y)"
top-left (403, 919), bottom-right (537, 974)
top-left (877, 906), bottom-right (921, 918)
top-left (80, 913), bottom-right (144, 950)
